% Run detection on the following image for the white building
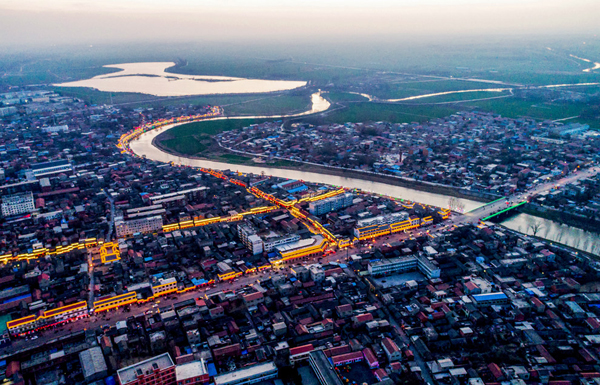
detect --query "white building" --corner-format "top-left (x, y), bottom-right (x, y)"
top-left (237, 222), bottom-right (299, 254)
top-left (308, 193), bottom-right (354, 215)
top-left (308, 265), bottom-right (325, 282)
top-left (247, 234), bottom-right (263, 255)
top-left (29, 160), bottom-right (73, 178)
top-left (41, 125), bottom-right (69, 133)
top-left (263, 233), bottom-right (300, 252)
top-left (115, 215), bottom-right (163, 237)
top-left (368, 254), bottom-right (441, 279)
top-left (151, 277), bottom-right (177, 296)
top-left (213, 362), bottom-right (278, 385)
top-left (1, 192), bottom-right (34, 217)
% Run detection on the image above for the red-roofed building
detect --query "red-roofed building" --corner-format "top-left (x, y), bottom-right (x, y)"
top-left (325, 345), bottom-right (351, 357)
top-left (243, 292), bottom-right (264, 308)
top-left (488, 363), bottom-right (504, 381)
top-left (586, 317), bottom-right (600, 332)
top-left (336, 304), bottom-right (353, 318)
top-left (352, 313), bottom-right (373, 326)
top-left (531, 297), bottom-right (545, 313)
top-left (289, 344), bottom-right (314, 365)
top-left (363, 348), bottom-right (379, 369)
top-left (537, 345), bottom-right (556, 364)
top-left (374, 368), bottom-right (389, 381)
top-left (382, 338), bottom-right (402, 362)
top-left (213, 344), bottom-right (241, 360)
top-left (331, 351), bottom-right (363, 366)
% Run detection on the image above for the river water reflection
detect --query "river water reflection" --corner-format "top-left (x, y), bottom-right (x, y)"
top-left (501, 213), bottom-right (600, 255)
top-left (55, 62), bottom-right (307, 97)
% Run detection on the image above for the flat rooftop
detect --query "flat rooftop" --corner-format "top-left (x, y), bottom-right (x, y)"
top-left (117, 353), bottom-right (174, 384)
top-left (214, 362), bottom-right (277, 385)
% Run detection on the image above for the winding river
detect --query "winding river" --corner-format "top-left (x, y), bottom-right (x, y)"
top-left (129, 91), bottom-right (483, 211)
top-left (126, 89), bottom-right (600, 254)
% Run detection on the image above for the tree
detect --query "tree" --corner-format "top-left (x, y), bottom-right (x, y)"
top-left (528, 221), bottom-right (544, 237)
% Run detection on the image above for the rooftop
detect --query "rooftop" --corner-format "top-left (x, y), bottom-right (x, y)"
top-left (117, 353), bottom-right (174, 384)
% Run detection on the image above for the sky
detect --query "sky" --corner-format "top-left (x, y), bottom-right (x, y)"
top-left (0, 0), bottom-right (598, 47)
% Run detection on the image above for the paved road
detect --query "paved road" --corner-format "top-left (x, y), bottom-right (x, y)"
top-left (456, 165), bottom-right (599, 226)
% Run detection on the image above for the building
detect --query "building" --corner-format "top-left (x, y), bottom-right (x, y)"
top-left (263, 233), bottom-right (301, 252)
top-left (0, 106), bottom-right (17, 117)
top-left (0, 285), bottom-right (32, 312)
top-left (471, 292), bottom-right (509, 307)
top-left (354, 212), bottom-right (423, 240)
top-left (363, 348), bottom-right (379, 369)
top-left (7, 301), bottom-right (88, 336)
top-left (382, 337), bottom-right (402, 362)
top-left (553, 123), bottom-right (589, 137)
top-left (213, 362), bottom-right (278, 385)
top-left (151, 277), bottom-right (178, 296)
top-left (368, 254), bottom-right (441, 279)
top-left (29, 159), bottom-right (73, 178)
top-left (41, 125), bottom-right (69, 133)
top-left (331, 351), bottom-right (363, 366)
top-left (237, 224), bottom-right (263, 255)
top-left (115, 215), bottom-right (164, 237)
top-left (93, 291), bottom-right (138, 312)
top-left (309, 351), bottom-right (344, 385)
top-left (148, 186), bottom-right (208, 206)
top-left (237, 223), bottom-right (299, 254)
top-left (246, 234), bottom-right (263, 255)
top-left (175, 360), bottom-right (209, 385)
top-left (309, 265), bottom-right (325, 282)
top-left (79, 347), bottom-right (108, 383)
top-left (243, 292), bottom-right (264, 308)
top-left (289, 344), bottom-right (314, 365)
top-left (308, 193), bottom-right (353, 215)
top-left (274, 236), bottom-right (327, 263)
top-left (117, 353), bottom-right (175, 385)
top-left (1, 192), bottom-right (34, 217)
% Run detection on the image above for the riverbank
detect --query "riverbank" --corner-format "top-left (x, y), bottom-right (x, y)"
top-left (153, 135), bottom-right (492, 204)
top-left (494, 223), bottom-right (600, 261)
top-left (519, 203), bottom-right (600, 234)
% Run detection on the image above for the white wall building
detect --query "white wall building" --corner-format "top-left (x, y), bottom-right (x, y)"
top-left (1, 192), bottom-right (34, 217)
top-left (115, 215), bottom-right (163, 237)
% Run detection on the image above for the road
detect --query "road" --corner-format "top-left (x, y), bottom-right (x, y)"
top-left (455, 165), bottom-right (599, 226)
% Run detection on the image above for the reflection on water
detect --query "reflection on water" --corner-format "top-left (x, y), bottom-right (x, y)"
top-left (54, 62), bottom-right (307, 97)
top-left (501, 213), bottom-right (600, 255)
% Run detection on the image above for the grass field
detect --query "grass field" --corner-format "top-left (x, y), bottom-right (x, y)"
top-left (156, 118), bottom-right (269, 156)
top-left (223, 94), bottom-right (311, 115)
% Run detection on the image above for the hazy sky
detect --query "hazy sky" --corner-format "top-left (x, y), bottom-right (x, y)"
top-left (1, 0), bottom-right (598, 47)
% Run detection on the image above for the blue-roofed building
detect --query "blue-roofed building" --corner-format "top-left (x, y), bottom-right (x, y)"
top-left (472, 292), bottom-right (509, 307)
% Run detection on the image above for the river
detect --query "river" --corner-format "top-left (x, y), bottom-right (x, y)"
top-left (54, 62), bottom-right (307, 97)
top-left (501, 213), bottom-right (600, 255)
top-left (129, 91), bottom-right (483, 212)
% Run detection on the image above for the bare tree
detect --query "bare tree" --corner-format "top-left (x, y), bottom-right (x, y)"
top-left (448, 197), bottom-right (465, 213)
top-left (529, 221), bottom-right (544, 237)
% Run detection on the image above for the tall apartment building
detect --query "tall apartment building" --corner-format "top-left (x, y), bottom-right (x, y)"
top-left (237, 222), bottom-right (299, 254)
top-left (115, 215), bottom-right (163, 237)
top-left (238, 223), bottom-right (263, 255)
top-left (1, 192), bottom-right (34, 217)
top-left (308, 193), bottom-right (354, 215)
